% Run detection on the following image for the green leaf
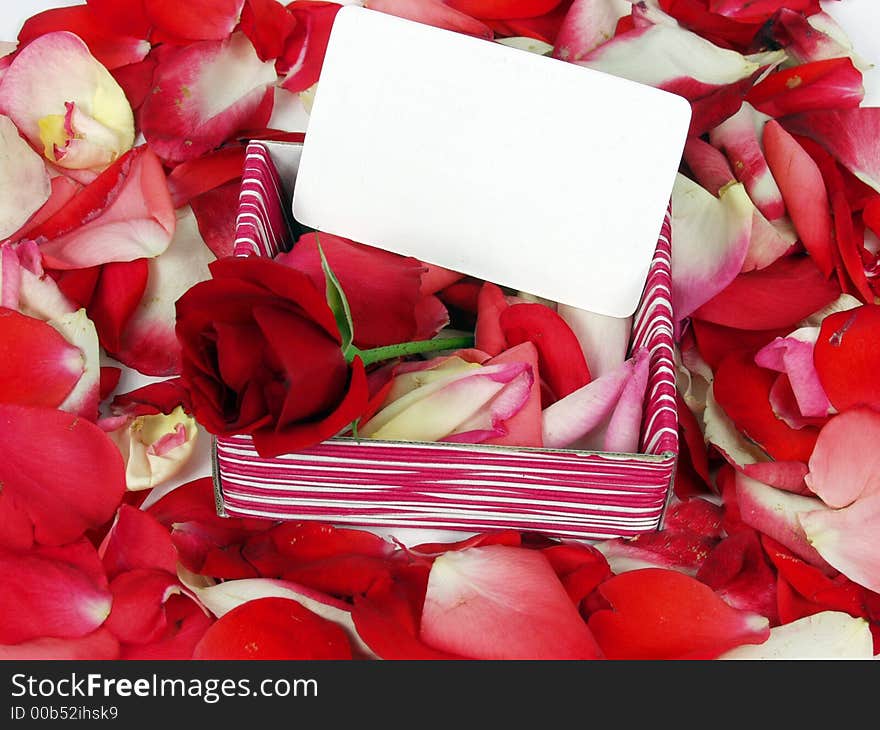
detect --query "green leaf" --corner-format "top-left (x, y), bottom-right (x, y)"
top-left (317, 234), bottom-right (356, 358)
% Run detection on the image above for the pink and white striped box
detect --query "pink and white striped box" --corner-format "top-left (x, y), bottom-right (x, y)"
top-left (213, 140), bottom-right (678, 540)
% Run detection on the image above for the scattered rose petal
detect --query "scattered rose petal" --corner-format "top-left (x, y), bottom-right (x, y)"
top-left (104, 568), bottom-right (183, 644)
top-left (145, 0), bottom-right (245, 43)
top-left (735, 472), bottom-right (832, 571)
top-left (112, 206), bottom-right (215, 376)
top-left (420, 545), bottom-right (604, 659)
top-left (718, 611), bottom-right (873, 660)
top-left (814, 304), bottom-right (880, 412)
top-left (587, 567), bottom-right (770, 659)
top-left (0, 629), bottom-right (119, 660)
top-left (0, 403), bottom-right (125, 546)
top-left (193, 596), bottom-right (353, 660)
top-left (671, 174), bottom-right (753, 323)
top-left (553, 0), bottom-right (630, 62)
top-left (556, 304), bottom-right (631, 379)
top-left (763, 119), bottom-right (835, 277)
top-left (99, 504), bottom-right (178, 579)
top-left (0, 540), bottom-right (112, 644)
top-left (0, 115), bottom-right (51, 239)
top-left (28, 145), bottom-right (176, 270)
top-left (140, 32), bottom-right (276, 164)
top-left (693, 254), bottom-right (840, 330)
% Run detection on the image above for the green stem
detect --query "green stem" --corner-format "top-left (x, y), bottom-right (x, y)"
top-left (354, 335), bottom-right (474, 367)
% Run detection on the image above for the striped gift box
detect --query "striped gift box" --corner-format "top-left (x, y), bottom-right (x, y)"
top-left (214, 141), bottom-right (678, 540)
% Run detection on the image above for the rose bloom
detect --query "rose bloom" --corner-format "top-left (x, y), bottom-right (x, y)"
top-left (175, 256), bottom-right (368, 457)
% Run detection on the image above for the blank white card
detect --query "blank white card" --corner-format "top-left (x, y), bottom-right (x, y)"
top-left (293, 6), bottom-right (691, 318)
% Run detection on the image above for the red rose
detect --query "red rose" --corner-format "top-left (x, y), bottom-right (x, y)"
top-left (175, 256), bottom-right (368, 457)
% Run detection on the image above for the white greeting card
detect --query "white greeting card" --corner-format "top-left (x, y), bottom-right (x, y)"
top-left (292, 6), bottom-right (690, 318)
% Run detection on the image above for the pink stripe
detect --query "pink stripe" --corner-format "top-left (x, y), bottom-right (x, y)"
top-left (216, 144), bottom-right (680, 540)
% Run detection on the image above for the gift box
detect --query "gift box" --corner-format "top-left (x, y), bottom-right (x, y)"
top-left (212, 139), bottom-right (678, 540)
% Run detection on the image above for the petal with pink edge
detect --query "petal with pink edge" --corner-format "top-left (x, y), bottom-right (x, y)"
top-left (48, 308), bottom-right (101, 420)
top-left (0, 115), bottom-right (50, 239)
top-left (603, 345), bottom-right (649, 453)
top-left (763, 120), bottom-right (835, 277)
top-left (754, 327), bottom-right (833, 419)
top-left (799, 493), bottom-right (880, 595)
top-left (541, 355), bottom-right (633, 449)
top-left (746, 58), bottom-right (864, 118)
top-left (553, 0), bottom-right (631, 62)
top-left (0, 541), bottom-right (112, 644)
top-left (578, 22), bottom-right (783, 100)
top-left (140, 33), bottom-right (277, 163)
top-left (805, 408), bottom-right (880, 509)
top-left (279, 1), bottom-right (344, 93)
top-left (481, 342), bottom-right (542, 448)
top-left (782, 108), bottom-right (880, 194)
top-left (718, 611), bottom-right (873, 660)
top-left (0, 403), bottom-right (126, 545)
top-left (709, 102), bottom-right (784, 221)
top-left (0, 308), bottom-right (83, 408)
top-left (735, 472), bottom-right (833, 571)
top-left (587, 567), bottom-right (770, 659)
top-left (112, 206), bottom-right (215, 376)
top-left (0, 31), bottom-right (134, 171)
top-left (32, 146), bottom-right (176, 270)
top-left (671, 174), bottom-right (753, 323)
top-left (556, 304), bottom-right (631, 379)
top-left (193, 596), bottom-right (353, 660)
top-left (420, 545), bottom-right (604, 659)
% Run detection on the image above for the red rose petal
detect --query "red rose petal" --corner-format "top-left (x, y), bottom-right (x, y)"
top-left (18, 6), bottom-right (150, 70)
top-left (782, 108), bottom-right (880, 193)
top-left (145, 0), bottom-right (245, 42)
top-left (100, 504), bottom-right (178, 579)
top-left (104, 568), bottom-right (182, 644)
top-left (587, 567), bottom-right (770, 659)
top-left (278, 1), bottom-right (344, 92)
top-left (474, 281), bottom-right (509, 357)
top-left (0, 308), bottom-right (84, 408)
top-left (120, 594), bottom-right (213, 660)
top-left (693, 254), bottom-right (840, 330)
top-left (241, 0), bottom-right (298, 62)
top-left (420, 544), bottom-right (604, 659)
top-left (193, 596), bottom-right (353, 660)
top-left (763, 120), bottom-right (836, 278)
top-left (814, 304), bottom-right (880, 412)
top-left (0, 540), bottom-right (112, 644)
top-left (0, 628), bottom-right (119, 660)
top-left (554, 0), bottom-right (629, 62)
top-left (499, 302), bottom-right (590, 401)
top-left (447, 0), bottom-right (561, 19)
top-left (190, 180), bottom-right (242, 258)
top-left (0, 403), bottom-right (125, 545)
top-left (713, 349), bottom-right (819, 462)
top-left (87, 259), bottom-right (149, 354)
top-left (747, 57), bottom-right (864, 118)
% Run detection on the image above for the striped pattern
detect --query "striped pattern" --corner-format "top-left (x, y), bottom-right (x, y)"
top-left (233, 143), bottom-right (291, 258)
top-left (217, 141), bottom-right (679, 539)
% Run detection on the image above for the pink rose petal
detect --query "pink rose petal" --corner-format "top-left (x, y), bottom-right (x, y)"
top-left (420, 545), bottom-right (604, 659)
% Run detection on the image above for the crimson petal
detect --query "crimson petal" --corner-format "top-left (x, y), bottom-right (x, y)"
top-left (0, 629), bottom-right (119, 660)
top-left (100, 504), bottom-right (178, 579)
top-left (693, 255), bottom-right (840, 330)
top-left (814, 304), bottom-right (880, 412)
top-left (0, 540), bottom-right (112, 644)
top-left (193, 596), bottom-right (353, 659)
top-left (588, 567), bottom-right (770, 659)
top-left (145, 0), bottom-right (245, 42)
top-left (0, 403), bottom-right (125, 545)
